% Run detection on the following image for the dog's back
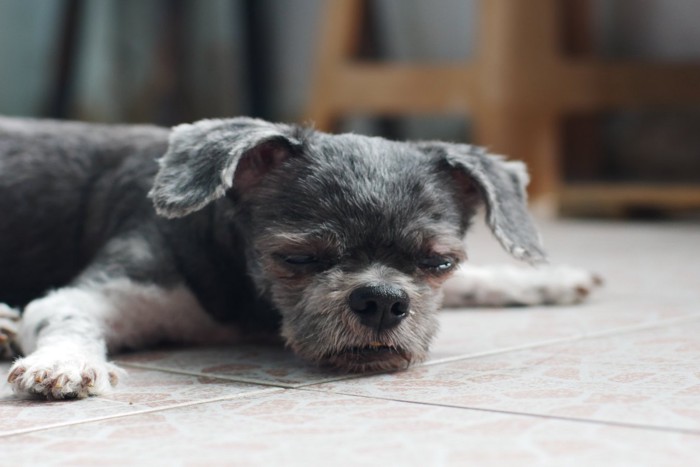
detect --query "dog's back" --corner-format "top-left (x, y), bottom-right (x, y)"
top-left (0, 117), bottom-right (169, 306)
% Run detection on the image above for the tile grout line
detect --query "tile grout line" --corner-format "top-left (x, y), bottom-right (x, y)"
top-left (288, 313), bottom-right (700, 391)
top-left (2, 302), bottom-right (697, 439)
top-left (116, 362), bottom-right (301, 389)
top-left (118, 361), bottom-right (396, 390)
top-left (117, 362), bottom-right (356, 389)
top-left (114, 314), bottom-right (700, 391)
top-left (0, 386), bottom-right (283, 439)
top-left (300, 387), bottom-right (700, 437)
top-left (3, 315), bottom-right (698, 439)
top-left (422, 313), bottom-right (700, 368)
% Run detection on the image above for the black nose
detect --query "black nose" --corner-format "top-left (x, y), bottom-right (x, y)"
top-left (349, 285), bottom-right (410, 331)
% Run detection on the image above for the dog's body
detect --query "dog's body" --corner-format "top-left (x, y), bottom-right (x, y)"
top-left (0, 116), bottom-right (599, 399)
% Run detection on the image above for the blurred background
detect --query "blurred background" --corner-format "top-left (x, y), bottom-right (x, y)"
top-left (1, 0), bottom-right (699, 217)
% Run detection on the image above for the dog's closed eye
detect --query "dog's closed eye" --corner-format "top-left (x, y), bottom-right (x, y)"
top-left (271, 252), bottom-right (339, 277)
top-left (280, 254), bottom-right (319, 265)
top-left (417, 255), bottom-right (456, 274)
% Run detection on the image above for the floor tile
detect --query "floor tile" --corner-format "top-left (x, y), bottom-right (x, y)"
top-left (0, 363), bottom-right (270, 436)
top-left (115, 344), bottom-right (347, 388)
top-left (98, 366), bottom-right (275, 408)
top-left (0, 389), bottom-right (697, 466)
top-left (313, 318), bottom-right (700, 432)
top-left (430, 219), bottom-right (700, 362)
top-left (430, 306), bottom-right (693, 364)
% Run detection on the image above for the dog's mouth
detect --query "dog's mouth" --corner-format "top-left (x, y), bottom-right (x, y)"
top-left (322, 342), bottom-right (413, 372)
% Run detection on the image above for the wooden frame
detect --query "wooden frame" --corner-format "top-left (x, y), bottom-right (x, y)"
top-left (305, 0), bottom-right (700, 212)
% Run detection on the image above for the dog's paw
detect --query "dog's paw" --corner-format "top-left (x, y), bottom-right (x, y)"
top-left (0, 304), bottom-right (20, 359)
top-left (443, 264), bottom-right (603, 308)
top-left (7, 351), bottom-right (123, 399)
top-left (525, 265), bottom-right (604, 306)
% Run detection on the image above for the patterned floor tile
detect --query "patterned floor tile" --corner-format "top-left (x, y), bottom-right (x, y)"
top-left (431, 219), bottom-right (700, 361)
top-left (98, 365), bottom-right (276, 408)
top-left (430, 304), bottom-right (695, 363)
top-left (313, 318), bottom-right (700, 432)
top-left (0, 363), bottom-right (270, 436)
top-left (0, 389), bottom-right (697, 466)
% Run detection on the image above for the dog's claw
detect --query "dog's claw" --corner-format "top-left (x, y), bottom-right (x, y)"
top-left (592, 273), bottom-right (604, 287)
top-left (81, 369), bottom-right (96, 388)
top-left (575, 285), bottom-right (590, 299)
top-left (52, 375), bottom-right (67, 390)
top-left (7, 366), bottom-right (25, 383)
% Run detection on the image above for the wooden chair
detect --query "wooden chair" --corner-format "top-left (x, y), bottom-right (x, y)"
top-left (306, 0), bottom-right (700, 213)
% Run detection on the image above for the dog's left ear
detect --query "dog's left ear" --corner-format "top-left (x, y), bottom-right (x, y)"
top-left (419, 142), bottom-right (547, 265)
top-left (149, 118), bottom-right (303, 218)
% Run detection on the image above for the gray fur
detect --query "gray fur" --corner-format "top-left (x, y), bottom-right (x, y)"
top-left (0, 115), bottom-right (545, 383)
top-left (150, 117), bottom-right (307, 218)
top-left (0, 116), bottom-right (172, 307)
top-left (418, 142), bottom-right (546, 264)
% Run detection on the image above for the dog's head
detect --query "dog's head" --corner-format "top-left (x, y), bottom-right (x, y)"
top-left (149, 118), bottom-right (545, 372)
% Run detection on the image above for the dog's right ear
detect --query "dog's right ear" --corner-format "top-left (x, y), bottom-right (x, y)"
top-left (149, 117), bottom-right (303, 218)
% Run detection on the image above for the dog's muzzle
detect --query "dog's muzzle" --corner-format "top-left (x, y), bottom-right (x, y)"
top-left (318, 284), bottom-right (413, 372)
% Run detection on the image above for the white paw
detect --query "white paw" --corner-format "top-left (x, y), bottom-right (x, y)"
top-left (442, 264), bottom-right (603, 307)
top-left (0, 304), bottom-right (20, 359)
top-left (7, 350), bottom-right (123, 399)
top-left (524, 265), bottom-right (603, 306)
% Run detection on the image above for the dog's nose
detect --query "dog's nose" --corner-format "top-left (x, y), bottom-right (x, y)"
top-left (349, 285), bottom-right (410, 331)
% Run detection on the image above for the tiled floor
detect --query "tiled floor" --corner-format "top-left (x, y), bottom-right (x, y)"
top-left (1, 218), bottom-right (699, 466)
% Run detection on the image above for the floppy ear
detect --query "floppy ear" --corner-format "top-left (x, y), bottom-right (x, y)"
top-left (149, 117), bottom-right (303, 218)
top-left (419, 142), bottom-right (547, 264)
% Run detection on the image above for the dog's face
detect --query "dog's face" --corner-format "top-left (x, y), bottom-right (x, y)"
top-left (241, 134), bottom-right (473, 372)
top-left (149, 118), bottom-right (545, 372)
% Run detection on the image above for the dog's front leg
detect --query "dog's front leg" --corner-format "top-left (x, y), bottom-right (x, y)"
top-left (7, 285), bottom-right (125, 399)
top-left (8, 276), bottom-right (239, 399)
top-left (6, 229), bottom-right (239, 399)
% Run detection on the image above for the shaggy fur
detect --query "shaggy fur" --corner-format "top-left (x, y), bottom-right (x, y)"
top-left (0, 116), bottom-right (598, 399)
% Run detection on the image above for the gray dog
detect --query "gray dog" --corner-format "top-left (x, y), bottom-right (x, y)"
top-left (0, 116), bottom-right (599, 399)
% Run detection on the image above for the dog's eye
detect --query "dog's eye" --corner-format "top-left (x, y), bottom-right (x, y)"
top-left (417, 256), bottom-right (454, 273)
top-left (282, 254), bottom-right (319, 265)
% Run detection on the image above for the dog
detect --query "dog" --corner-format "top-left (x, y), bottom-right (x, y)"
top-left (0, 116), bottom-right (600, 399)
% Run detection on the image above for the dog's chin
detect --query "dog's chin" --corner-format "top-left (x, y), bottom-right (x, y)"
top-left (320, 345), bottom-right (419, 373)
